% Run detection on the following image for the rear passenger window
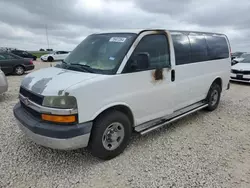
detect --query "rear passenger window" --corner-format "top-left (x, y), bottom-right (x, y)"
top-left (188, 35), bottom-right (208, 62)
top-left (171, 34), bottom-right (191, 65)
top-left (206, 36), bottom-right (229, 60)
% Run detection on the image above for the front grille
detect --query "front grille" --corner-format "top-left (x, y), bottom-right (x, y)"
top-left (19, 87), bottom-right (44, 105)
top-left (231, 69), bottom-right (250, 75)
top-left (20, 101), bottom-right (41, 119)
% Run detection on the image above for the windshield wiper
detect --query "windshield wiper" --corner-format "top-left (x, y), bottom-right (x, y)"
top-left (69, 63), bottom-right (95, 73)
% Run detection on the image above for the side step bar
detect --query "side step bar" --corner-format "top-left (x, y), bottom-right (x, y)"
top-left (135, 102), bottom-right (208, 135)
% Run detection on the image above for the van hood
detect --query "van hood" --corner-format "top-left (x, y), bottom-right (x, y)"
top-left (232, 63), bottom-right (250, 71)
top-left (21, 67), bottom-right (99, 96)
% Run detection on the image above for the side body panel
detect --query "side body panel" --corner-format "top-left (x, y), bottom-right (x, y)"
top-left (173, 59), bottom-right (230, 110)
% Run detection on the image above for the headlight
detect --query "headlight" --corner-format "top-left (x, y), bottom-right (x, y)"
top-left (42, 96), bottom-right (77, 109)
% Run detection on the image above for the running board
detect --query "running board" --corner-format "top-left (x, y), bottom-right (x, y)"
top-left (135, 102), bottom-right (208, 135)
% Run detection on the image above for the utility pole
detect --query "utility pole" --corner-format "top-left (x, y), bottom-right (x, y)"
top-left (45, 24), bottom-right (50, 50)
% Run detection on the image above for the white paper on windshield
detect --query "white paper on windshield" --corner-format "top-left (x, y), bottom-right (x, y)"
top-left (109, 37), bottom-right (126, 43)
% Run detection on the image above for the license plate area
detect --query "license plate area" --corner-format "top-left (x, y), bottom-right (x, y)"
top-left (236, 74), bottom-right (243, 79)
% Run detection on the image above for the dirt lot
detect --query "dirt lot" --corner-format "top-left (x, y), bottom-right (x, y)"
top-left (0, 62), bottom-right (250, 188)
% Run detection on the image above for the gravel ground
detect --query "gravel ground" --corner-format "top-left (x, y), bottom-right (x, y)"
top-left (0, 61), bottom-right (250, 188)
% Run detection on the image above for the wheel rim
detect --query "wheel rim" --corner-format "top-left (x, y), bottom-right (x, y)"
top-left (211, 90), bottom-right (219, 106)
top-left (16, 67), bottom-right (24, 75)
top-left (102, 122), bottom-right (125, 151)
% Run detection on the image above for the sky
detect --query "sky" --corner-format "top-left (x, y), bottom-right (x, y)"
top-left (0, 0), bottom-right (250, 52)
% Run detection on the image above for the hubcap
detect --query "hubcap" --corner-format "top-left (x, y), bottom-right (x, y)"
top-left (16, 67), bottom-right (24, 74)
top-left (102, 122), bottom-right (125, 151)
top-left (211, 90), bottom-right (219, 106)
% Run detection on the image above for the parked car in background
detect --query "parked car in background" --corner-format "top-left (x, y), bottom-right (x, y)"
top-left (231, 53), bottom-right (250, 83)
top-left (11, 50), bottom-right (37, 60)
top-left (232, 52), bottom-right (249, 65)
top-left (0, 52), bottom-right (35, 75)
top-left (41, 51), bottom-right (70, 62)
top-left (0, 67), bottom-right (8, 94)
top-left (231, 52), bottom-right (245, 60)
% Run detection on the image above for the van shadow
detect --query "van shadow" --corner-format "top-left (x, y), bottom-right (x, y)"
top-left (128, 110), bottom-right (209, 148)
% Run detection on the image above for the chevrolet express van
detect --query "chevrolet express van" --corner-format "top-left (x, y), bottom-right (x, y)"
top-left (13, 29), bottom-right (231, 160)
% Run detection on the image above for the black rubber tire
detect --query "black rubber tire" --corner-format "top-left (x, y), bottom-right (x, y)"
top-left (88, 110), bottom-right (132, 160)
top-left (48, 56), bottom-right (54, 62)
top-left (33, 56), bottom-right (37, 61)
top-left (14, 65), bottom-right (25, 75)
top-left (205, 83), bottom-right (221, 111)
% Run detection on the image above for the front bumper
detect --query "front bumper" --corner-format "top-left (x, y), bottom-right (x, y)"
top-left (230, 73), bottom-right (250, 83)
top-left (41, 57), bottom-right (48, 61)
top-left (13, 102), bottom-right (93, 150)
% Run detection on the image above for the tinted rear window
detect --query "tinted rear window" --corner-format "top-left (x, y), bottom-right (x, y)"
top-left (206, 36), bottom-right (229, 60)
top-left (171, 32), bottom-right (229, 65)
top-left (188, 35), bottom-right (208, 62)
top-left (171, 34), bottom-right (191, 65)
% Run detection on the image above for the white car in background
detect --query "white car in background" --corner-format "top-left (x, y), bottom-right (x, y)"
top-left (232, 53), bottom-right (248, 64)
top-left (41, 51), bottom-right (70, 62)
top-left (231, 53), bottom-right (250, 83)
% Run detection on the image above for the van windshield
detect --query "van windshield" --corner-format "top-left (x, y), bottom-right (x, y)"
top-left (63, 33), bottom-right (137, 74)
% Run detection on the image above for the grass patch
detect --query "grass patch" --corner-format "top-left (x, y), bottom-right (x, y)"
top-left (29, 52), bottom-right (49, 58)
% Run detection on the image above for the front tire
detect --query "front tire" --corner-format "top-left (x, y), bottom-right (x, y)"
top-left (89, 110), bottom-right (132, 160)
top-left (205, 83), bottom-right (221, 111)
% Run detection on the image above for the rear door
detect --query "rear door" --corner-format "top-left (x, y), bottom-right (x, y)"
top-left (53, 51), bottom-right (64, 60)
top-left (60, 51), bottom-right (69, 60)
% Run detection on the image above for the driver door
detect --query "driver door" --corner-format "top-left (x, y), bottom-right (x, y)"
top-left (120, 32), bottom-right (175, 125)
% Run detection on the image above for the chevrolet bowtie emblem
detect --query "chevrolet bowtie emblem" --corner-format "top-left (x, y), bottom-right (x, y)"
top-left (23, 97), bottom-right (30, 106)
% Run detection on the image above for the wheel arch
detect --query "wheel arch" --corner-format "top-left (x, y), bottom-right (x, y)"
top-left (48, 56), bottom-right (54, 61)
top-left (206, 77), bottom-right (223, 100)
top-left (212, 77), bottom-right (223, 91)
top-left (92, 103), bottom-right (135, 127)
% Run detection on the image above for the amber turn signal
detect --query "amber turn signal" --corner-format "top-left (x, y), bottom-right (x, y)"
top-left (41, 114), bottom-right (76, 123)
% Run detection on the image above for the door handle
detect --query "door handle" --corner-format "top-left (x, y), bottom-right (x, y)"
top-left (171, 69), bottom-right (175, 82)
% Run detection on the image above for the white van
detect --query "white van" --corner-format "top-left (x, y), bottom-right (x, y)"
top-left (13, 29), bottom-right (231, 160)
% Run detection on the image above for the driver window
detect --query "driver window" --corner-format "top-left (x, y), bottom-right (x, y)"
top-left (124, 34), bottom-right (170, 73)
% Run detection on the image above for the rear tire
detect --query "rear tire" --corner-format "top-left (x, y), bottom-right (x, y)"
top-left (48, 56), bottom-right (54, 62)
top-left (205, 83), bottom-right (221, 111)
top-left (14, 65), bottom-right (25, 75)
top-left (88, 110), bottom-right (132, 160)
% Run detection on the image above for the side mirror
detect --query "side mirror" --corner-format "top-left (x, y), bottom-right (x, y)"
top-left (130, 52), bottom-right (150, 71)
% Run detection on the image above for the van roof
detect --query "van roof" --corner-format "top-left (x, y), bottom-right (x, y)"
top-left (94, 29), bottom-right (225, 36)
